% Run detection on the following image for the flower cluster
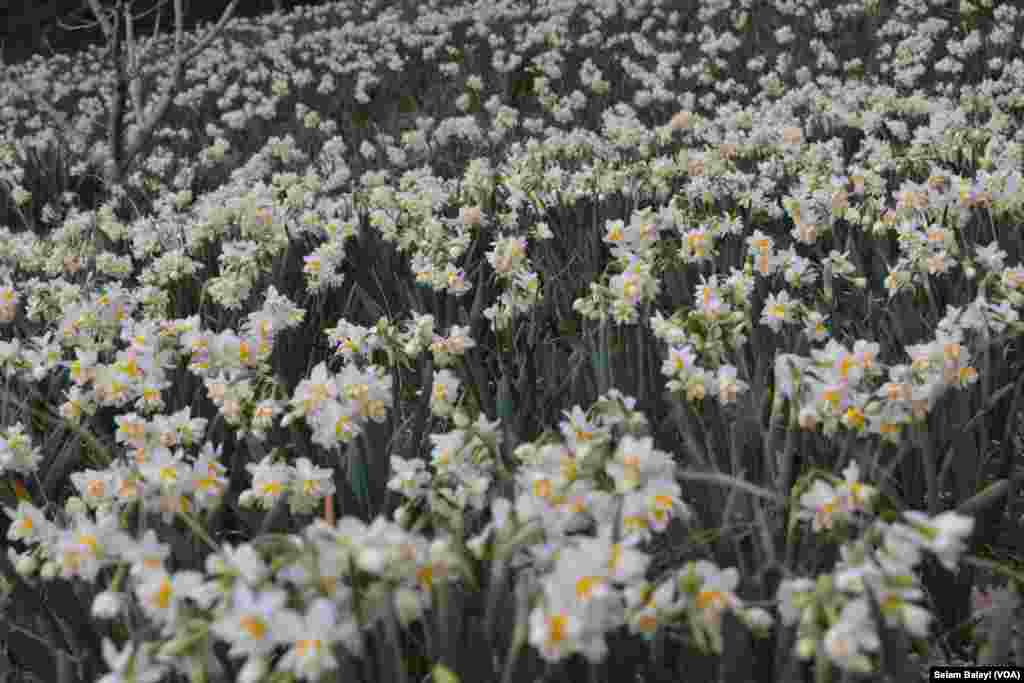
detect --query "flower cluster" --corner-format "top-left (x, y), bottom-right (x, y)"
top-left (283, 361), bottom-right (394, 449)
top-left (779, 510), bottom-right (974, 673)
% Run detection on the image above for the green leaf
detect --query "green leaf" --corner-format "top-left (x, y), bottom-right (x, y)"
top-left (496, 373), bottom-right (515, 425)
top-left (956, 478), bottom-right (1011, 517)
top-left (432, 662), bottom-right (460, 683)
top-left (348, 440), bottom-right (371, 515)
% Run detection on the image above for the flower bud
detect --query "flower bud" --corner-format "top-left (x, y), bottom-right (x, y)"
top-left (15, 552), bottom-right (37, 576)
top-left (40, 561), bottom-right (58, 579)
top-left (238, 655), bottom-right (269, 683)
top-left (394, 586), bottom-right (425, 626)
top-left (466, 534), bottom-right (487, 560)
top-left (92, 591), bottom-right (122, 619)
top-left (65, 496), bottom-right (86, 515)
top-left (796, 637), bottom-right (817, 659)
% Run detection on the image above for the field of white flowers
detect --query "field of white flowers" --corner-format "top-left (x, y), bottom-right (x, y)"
top-left (1, 0), bottom-right (1023, 681)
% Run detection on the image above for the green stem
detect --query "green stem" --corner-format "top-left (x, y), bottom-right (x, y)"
top-left (177, 509), bottom-right (220, 553)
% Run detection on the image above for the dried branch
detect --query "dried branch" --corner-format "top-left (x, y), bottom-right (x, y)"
top-left (124, 2), bottom-right (144, 119)
top-left (115, 0), bottom-right (240, 178)
top-left (84, 0), bottom-right (116, 40)
top-left (56, 3), bottom-right (106, 33)
top-left (21, 0), bottom-right (240, 187)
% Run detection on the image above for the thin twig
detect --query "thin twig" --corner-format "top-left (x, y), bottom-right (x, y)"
top-left (675, 469), bottom-right (786, 504)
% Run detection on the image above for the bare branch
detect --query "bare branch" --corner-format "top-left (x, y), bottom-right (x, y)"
top-left (125, 2), bottom-right (145, 119)
top-left (131, 0), bottom-right (170, 23)
top-left (116, 0), bottom-right (240, 178)
top-left (84, 0), bottom-right (117, 40)
top-left (56, 16), bottom-right (104, 31)
top-left (181, 0), bottom-right (240, 64)
top-left (56, 2), bottom-right (106, 32)
top-left (24, 0), bottom-right (241, 186)
top-left (149, 0), bottom-right (170, 40)
top-left (106, 4), bottom-right (126, 179)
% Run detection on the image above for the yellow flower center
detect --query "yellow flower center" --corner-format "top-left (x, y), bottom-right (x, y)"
top-left (560, 458), bottom-right (577, 482)
top-left (575, 576), bottom-right (601, 601)
top-left (696, 589), bottom-right (726, 611)
top-left (609, 544), bottom-right (622, 572)
top-left (548, 614), bottom-right (568, 644)
top-left (653, 494), bottom-right (674, 510)
top-left (417, 566), bottom-right (434, 590)
top-left (624, 515), bottom-right (648, 531)
top-left (240, 615), bottom-right (267, 640)
top-left (155, 577), bottom-right (172, 609)
top-left (637, 613), bottom-right (658, 633)
top-left (334, 415), bottom-right (352, 438)
top-left (879, 421), bottom-right (900, 435)
top-left (78, 534), bottom-right (98, 554)
top-left (296, 639), bottom-right (321, 657)
top-left (822, 389), bottom-right (841, 409)
top-left (260, 481), bottom-right (283, 497)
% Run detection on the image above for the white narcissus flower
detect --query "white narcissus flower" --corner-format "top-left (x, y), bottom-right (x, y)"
top-left (776, 577), bottom-right (815, 625)
top-left (56, 513), bottom-right (119, 582)
top-left (691, 561), bottom-right (742, 617)
top-left (208, 543), bottom-right (270, 585)
top-left (605, 435), bottom-right (673, 493)
top-left (292, 361), bottom-right (338, 418)
top-left (191, 444), bottom-right (228, 509)
top-left (135, 568), bottom-right (205, 633)
top-left (625, 579), bottom-right (679, 636)
top-left (98, 638), bottom-right (168, 683)
top-left (573, 532), bottom-right (649, 589)
top-left (290, 457), bottom-right (336, 514)
top-left (387, 456), bottom-right (430, 499)
top-left (211, 584), bottom-right (293, 658)
top-left (799, 479), bottom-right (842, 532)
top-left (823, 599), bottom-right (879, 673)
top-left (661, 344), bottom-right (698, 380)
top-left (276, 598), bottom-right (343, 681)
top-left (679, 561), bottom-right (742, 653)
top-left (138, 448), bottom-right (192, 495)
top-left (559, 405), bottom-right (606, 452)
top-left (760, 290), bottom-right (795, 331)
top-left (839, 461), bottom-right (876, 513)
top-left (529, 598), bottom-right (584, 663)
top-left (429, 368), bottom-right (461, 417)
top-left (312, 399), bottom-right (361, 448)
top-left (245, 455), bottom-right (293, 509)
top-left (641, 478), bottom-right (692, 532)
top-left (902, 510), bottom-right (974, 571)
top-left (4, 500), bottom-right (50, 543)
